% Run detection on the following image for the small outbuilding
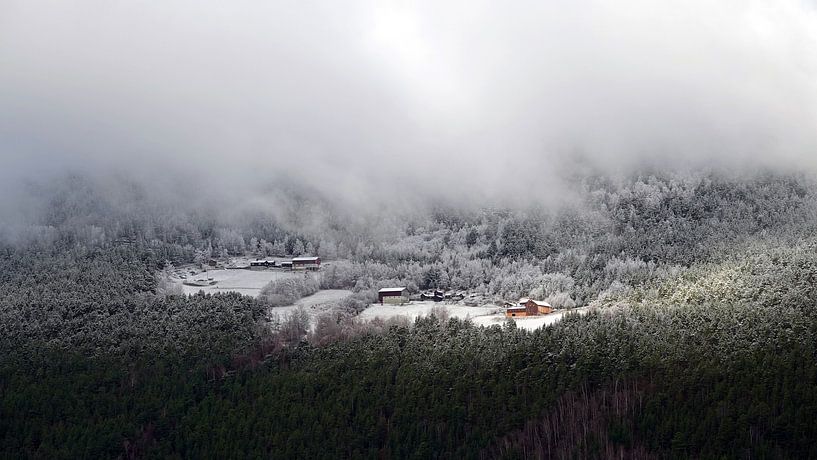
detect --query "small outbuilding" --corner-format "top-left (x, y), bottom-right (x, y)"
top-left (250, 259), bottom-right (276, 268)
top-left (378, 287), bottom-right (409, 305)
top-left (292, 256), bottom-right (321, 270)
top-left (421, 290), bottom-right (445, 302)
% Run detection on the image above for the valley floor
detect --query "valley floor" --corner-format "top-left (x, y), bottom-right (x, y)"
top-left (357, 301), bottom-right (499, 323)
top-left (471, 306), bottom-right (594, 330)
top-left (267, 289), bottom-right (353, 330)
top-left (357, 302), bottom-right (593, 331)
top-left (177, 268), bottom-right (299, 297)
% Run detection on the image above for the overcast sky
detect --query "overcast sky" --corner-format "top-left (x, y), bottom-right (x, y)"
top-left (1, 0), bottom-right (816, 209)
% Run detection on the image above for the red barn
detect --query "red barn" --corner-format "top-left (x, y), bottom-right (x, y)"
top-left (523, 299), bottom-right (553, 315)
top-left (505, 305), bottom-right (528, 317)
top-left (506, 298), bottom-right (554, 317)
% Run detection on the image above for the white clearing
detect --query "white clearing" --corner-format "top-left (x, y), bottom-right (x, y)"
top-left (471, 307), bottom-right (594, 331)
top-left (357, 302), bottom-right (594, 331)
top-left (267, 289), bottom-right (353, 330)
top-left (271, 289), bottom-right (353, 315)
top-left (357, 301), bottom-right (500, 322)
top-left (180, 269), bottom-right (299, 297)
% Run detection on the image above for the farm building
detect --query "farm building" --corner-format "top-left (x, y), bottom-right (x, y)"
top-left (506, 298), bottom-right (554, 317)
top-left (522, 299), bottom-right (553, 315)
top-left (421, 290), bottom-right (445, 302)
top-left (514, 298), bottom-right (539, 316)
top-left (279, 261), bottom-right (294, 270)
top-left (250, 259), bottom-right (276, 268)
top-left (378, 287), bottom-right (409, 305)
top-left (292, 256), bottom-right (321, 270)
top-left (505, 305), bottom-right (528, 317)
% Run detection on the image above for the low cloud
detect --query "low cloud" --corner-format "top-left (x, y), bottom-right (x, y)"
top-left (1, 0), bottom-right (816, 213)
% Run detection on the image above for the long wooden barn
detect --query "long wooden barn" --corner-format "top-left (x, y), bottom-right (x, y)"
top-left (292, 256), bottom-right (321, 270)
top-left (378, 287), bottom-right (409, 305)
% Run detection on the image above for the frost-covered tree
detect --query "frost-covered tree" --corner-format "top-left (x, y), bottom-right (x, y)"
top-left (318, 239), bottom-right (338, 259)
top-left (292, 239), bottom-right (306, 256)
top-left (272, 240), bottom-right (287, 256)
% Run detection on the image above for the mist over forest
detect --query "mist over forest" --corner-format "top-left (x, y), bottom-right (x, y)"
top-left (3, 1), bottom-right (817, 458)
top-left (3, 0), bottom-right (817, 209)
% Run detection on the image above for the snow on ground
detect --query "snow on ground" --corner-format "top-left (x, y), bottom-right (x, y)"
top-left (294, 289), bottom-right (353, 308)
top-left (271, 289), bottom-right (353, 316)
top-left (179, 269), bottom-right (299, 297)
top-left (357, 302), bottom-right (593, 331)
top-left (471, 307), bottom-right (594, 331)
top-left (357, 301), bottom-right (500, 322)
top-left (267, 289), bottom-right (353, 330)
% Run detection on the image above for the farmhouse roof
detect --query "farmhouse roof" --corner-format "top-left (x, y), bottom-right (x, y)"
top-left (379, 287), bottom-right (407, 293)
top-left (518, 297), bottom-right (552, 307)
top-left (292, 256), bottom-right (319, 262)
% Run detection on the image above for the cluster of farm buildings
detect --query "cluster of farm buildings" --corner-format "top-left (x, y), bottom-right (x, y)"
top-left (377, 287), bottom-right (555, 317)
top-left (248, 256), bottom-right (321, 271)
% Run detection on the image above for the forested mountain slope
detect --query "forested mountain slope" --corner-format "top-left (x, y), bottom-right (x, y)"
top-left (2, 171), bottom-right (817, 458)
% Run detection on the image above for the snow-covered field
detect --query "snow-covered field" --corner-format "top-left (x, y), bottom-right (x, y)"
top-left (357, 302), bottom-right (593, 331)
top-left (357, 301), bottom-right (500, 322)
top-left (271, 289), bottom-right (353, 316)
top-left (267, 289), bottom-right (353, 330)
top-left (174, 262), bottom-right (593, 332)
top-left (179, 269), bottom-right (299, 297)
top-left (471, 307), bottom-right (593, 331)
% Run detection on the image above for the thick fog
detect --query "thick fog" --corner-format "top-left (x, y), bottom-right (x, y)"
top-left (1, 0), bottom-right (817, 214)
